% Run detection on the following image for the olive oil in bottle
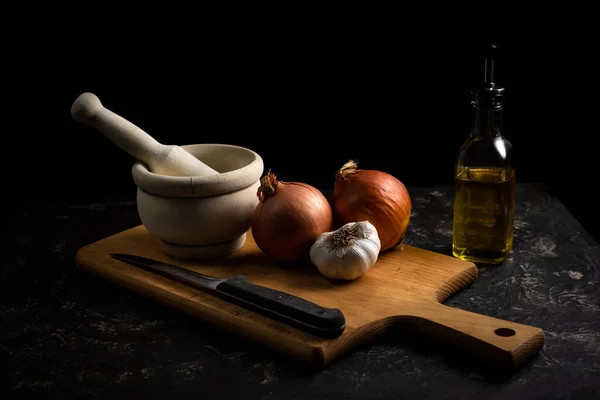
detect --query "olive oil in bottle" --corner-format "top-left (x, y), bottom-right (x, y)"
top-left (452, 45), bottom-right (515, 265)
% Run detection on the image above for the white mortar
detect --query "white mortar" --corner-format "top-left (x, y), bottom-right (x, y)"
top-left (132, 143), bottom-right (264, 259)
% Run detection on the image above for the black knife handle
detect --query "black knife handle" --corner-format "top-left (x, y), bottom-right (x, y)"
top-left (216, 275), bottom-right (346, 338)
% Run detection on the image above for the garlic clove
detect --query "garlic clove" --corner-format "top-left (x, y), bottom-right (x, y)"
top-left (336, 247), bottom-right (369, 280)
top-left (354, 237), bottom-right (380, 267)
top-left (326, 253), bottom-right (348, 280)
top-left (309, 233), bottom-right (333, 268)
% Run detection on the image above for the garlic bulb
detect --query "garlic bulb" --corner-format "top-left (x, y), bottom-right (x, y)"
top-left (310, 221), bottom-right (381, 280)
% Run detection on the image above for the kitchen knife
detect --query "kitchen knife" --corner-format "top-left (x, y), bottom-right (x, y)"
top-left (110, 253), bottom-right (346, 338)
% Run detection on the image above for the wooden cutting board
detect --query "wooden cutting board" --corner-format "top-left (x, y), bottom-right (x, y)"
top-left (75, 225), bottom-right (545, 370)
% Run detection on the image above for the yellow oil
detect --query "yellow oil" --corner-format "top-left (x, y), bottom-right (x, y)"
top-left (452, 166), bottom-right (515, 264)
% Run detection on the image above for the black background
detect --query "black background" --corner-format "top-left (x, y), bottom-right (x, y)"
top-left (6, 32), bottom-right (597, 240)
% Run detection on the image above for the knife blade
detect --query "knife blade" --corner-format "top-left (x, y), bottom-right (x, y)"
top-left (110, 253), bottom-right (346, 338)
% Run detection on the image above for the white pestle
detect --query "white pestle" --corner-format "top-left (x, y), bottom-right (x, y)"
top-left (71, 92), bottom-right (219, 177)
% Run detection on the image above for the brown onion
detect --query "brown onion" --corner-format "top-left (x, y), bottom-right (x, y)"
top-left (251, 172), bottom-right (333, 261)
top-left (331, 160), bottom-right (411, 252)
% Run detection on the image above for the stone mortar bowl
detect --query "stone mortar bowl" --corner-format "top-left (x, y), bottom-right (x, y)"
top-left (132, 143), bottom-right (264, 259)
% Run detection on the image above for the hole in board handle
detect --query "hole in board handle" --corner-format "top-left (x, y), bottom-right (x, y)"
top-left (494, 328), bottom-right (516, 337)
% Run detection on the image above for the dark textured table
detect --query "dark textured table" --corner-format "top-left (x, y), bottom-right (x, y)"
top-left (2, 183), bottom-right (599, 399)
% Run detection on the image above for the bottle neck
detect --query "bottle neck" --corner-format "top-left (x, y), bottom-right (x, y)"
top-left (471, 107), bottom-right (504, 138)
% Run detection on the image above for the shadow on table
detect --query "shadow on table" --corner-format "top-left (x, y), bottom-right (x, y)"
top-left (370, 325), bottom-right (535, 383)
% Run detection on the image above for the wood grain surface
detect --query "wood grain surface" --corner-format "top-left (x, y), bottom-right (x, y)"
top-left (75, 225), bottom-right (545, 370)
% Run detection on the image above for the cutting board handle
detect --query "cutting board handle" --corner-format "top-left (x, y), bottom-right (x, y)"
top-left (412, 302), bottom-right (545, 370)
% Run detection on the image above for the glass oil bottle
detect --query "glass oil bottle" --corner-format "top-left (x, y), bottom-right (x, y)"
top-left (452, 45), bottom-right (515, 265)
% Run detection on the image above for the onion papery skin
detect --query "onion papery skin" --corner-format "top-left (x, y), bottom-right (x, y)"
top-left (251, 172), bottom-right (333, 262)
top-left (331, 161), bottom-right (411, 252)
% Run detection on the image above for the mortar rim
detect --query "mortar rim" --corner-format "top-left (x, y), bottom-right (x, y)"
top-left (131, 143), bottom-right (264, 198)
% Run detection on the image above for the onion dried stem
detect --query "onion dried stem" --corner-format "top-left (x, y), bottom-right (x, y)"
top-left (257, 171), bottom-right (278, 202)
top-left (337, 160), bottom-right (359, 179)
